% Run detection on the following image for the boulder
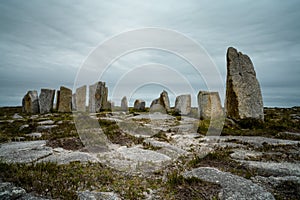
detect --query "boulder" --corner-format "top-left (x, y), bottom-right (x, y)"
top-left (121, 96), bottom-right (128, 111)
top-left (22, 90), bottom-right (39, 114)
top-left (89, 81), bottom-right (108, 113)
top-left (134, 99), bottom-right (145, 111)
top-left (76, 85), bottom-right (87, 112)
top-left (58, 86), bottom-right (72, 113)
top-left (149, 104), bottom-right (166, 114)
top-left (225, 47), bottom-right (264, 121)
top-left (174, 94), bottom-right (191, 115)
top-left (198, 91), bottom-right (223, 119)
top-left (150, 90), bottom-right (171, 113)
top-left (39, 89), bottom-right (55, 114)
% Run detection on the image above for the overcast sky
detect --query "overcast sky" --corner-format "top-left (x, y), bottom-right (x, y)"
top-left (0, 0), bottom-right (299, 107)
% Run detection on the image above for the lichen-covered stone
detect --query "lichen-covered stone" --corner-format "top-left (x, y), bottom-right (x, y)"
top-left (58, 86), bottom-right (72, 113)
top-left (22, 90), bottom-right (39, 114)
top-left (39, 89), bottom-right (55, 114)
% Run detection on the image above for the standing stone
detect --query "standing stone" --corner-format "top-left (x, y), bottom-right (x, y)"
top-left (55, 90), bottom-right (60, 110)
top-left (89, 81), bottom-right (108, 113)
top-left (134, 99), bottom-right (146, 111)
top-left (174, 94), bottom-right (191, 115)
top-left (58, 86), bottom-right (72, 113)
top-left (121, 96), bottom-right (128, 111)
top-left (198, 91), bottom-right (223, 120)
top-left (39, 89), bottom-right (55, 114)
top-left (22, 90), bottom-right (39, 114)
top-left (225, 47), bottom-right (264, 121)
top-left (72, 94), bottom-right (76, 111)
top-left (160, 90), bottom-right (170, 112)
top-left (149, 90), bottom-right (170, 113)
top-left (76, 85), bottom-right (87, 112)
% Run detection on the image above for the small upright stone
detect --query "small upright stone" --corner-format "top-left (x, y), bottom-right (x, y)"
top-left (39, 89), bottom-right (55, 114)
top-left (58, 86), bottom-right (72, 113)
top-left (55, 90), bottom-right (60, 110)
top-left (89, 81), bottom-right (108, 113)
top-left (225, 47), bottom-right (264, 121)
top-left (76, 85), bottom-right (87, 112)
top-left (134, 99), bottom-right (146, 111)
top-left (198, 91), bottom-right (223, 119)
top-left (22, 90), bottom-right (39, 114)
top-left (121, 96), bottom-right (128, 111)
top-left (174, 94), bottom-right (191, 115)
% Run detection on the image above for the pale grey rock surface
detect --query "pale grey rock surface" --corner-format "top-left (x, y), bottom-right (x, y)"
top-left (174, 94), bottom-right (191, 115)
top-left (89, 82), bottom-right (108, 112)
top-left (184, 167), bottom-right (275, 200)
top-left (225, 47), bottom-right (264, 121)
top-left (78, 191), bottom-right (121, 200)
top-left (39, 89), bottom-right (55, 114)
top-left (198, 91), bottom-right (223, 119)
top-left (120, 96), bottom-right (128, 111)
top-left (76, 85), bottom-right (87, 112)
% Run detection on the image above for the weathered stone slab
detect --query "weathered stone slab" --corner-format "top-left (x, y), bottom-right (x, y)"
top-left (76, 85), bottom-right (87, 112)
top-left (72, 93), bottom-right (76, 111)
top-left (198, 91), bottom-right (223, 119)
top-left (55, 90), bottom-right (60, 110)
top-left (184, 167), bottom-right (274, 200)
top-left (89, 82), bottom-right (108, 113)
top-left (174, 94), bottom-right (191, 115)
top-left (160, 90), bottom-right (170, 112)
top-left (225, 47), bottom-right (264, 121)
top-left (39, 89), bottom-right (55, 114)
top-left (58, 86), bottom-right (72, 113)
top-left (134, 99), bottom-right (145, 111)
top-left (150, 91), bottom-right (170, 113)
top-left (22, 90), bottom-right (39, 114)
top-left (120, 96), bottom-right (128, 111)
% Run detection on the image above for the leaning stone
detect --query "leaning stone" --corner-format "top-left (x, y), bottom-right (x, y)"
top-left (160, 90), bottom-right (170, 112)
top-left (89, 82), bottom-right (108, 113)
top-left (174, 94), bottom-right (191, 115)
top-left (184, 167), bottom-right (274, 200)
top-left (22, 90), bottom-right (39, 114)
top-left (198, 91), bottom-right (223, 119)
top-left (225, 47), bottom-right (264, 121)
top-left (120, 96), bottom-right (128, 111)
top-left (58, 86), bottom-right (72, 113)
top-left (76, 85), bottom-right (87, 112)
top-left (39, 89), bottom-right (55, 114)
top-left (134, 99), bottom-right (146, 111)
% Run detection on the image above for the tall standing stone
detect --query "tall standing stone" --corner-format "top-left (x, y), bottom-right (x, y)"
top-left (225, 47), bottom-right (264, 121)
top-left (58, 86), bottom-right (72, 113)
top-left (55, 90), bottom-right (60, 110)
top-left (39, 89), bottom-right (55, 114)
top-left (198, 91), bottom-right (223, 120)
top-left (134, 99), bottom-right (145, 111)
top-left (174, 94), bottom-right (191, 115)
top-left (160, 90), bottom-right (170, 112)
top-left (89, 81), bottom-right (108, 113)
top-left (76, 85), bottom-right (87, 112)
top-left (22, 90), bottom-right (39, 114)
top-left (121, 96), bottom-right (128, 111)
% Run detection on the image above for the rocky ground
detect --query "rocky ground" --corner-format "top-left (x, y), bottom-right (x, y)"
top-left (0, 106), bottom-right (300, 199)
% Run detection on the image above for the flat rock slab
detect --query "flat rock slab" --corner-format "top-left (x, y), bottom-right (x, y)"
top-left (202, 136), bottom-right (300, 148)
top-left (39, 150), bottom-right (99, 164)
top-left (184, 167), bottom-right (274, 200)
top-left (0, 141), bottom-right (53, 163)
top-left (78, 191), bottom-right (121, 200)
top-left (239, 160), bottom-right (300, 177)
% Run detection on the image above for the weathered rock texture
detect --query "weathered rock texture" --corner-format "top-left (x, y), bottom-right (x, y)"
top-left (39, 89), bottom-right (55, 114)
top-left (89, 82), bottom-right (108, 113)
top-left (121, 96), bottom-right (128, 111)
top-left (55, 90), bottom-right (60, 110)
top-left (174, 94), bottom-right (191, 115)
top-left (22, 90), bottom-right (39, 114)
top-left (58, 86), bottom-right (72, 113)
top-left (225, 47), bottom-right (264, 121)
top-left (134, 99), bottom-right (145, 111)
top-left (72, 94), bottom-right (76, 111)
top-left (198, 91), bottom-right (223, 119)
top-left (76, 85), bottom-right (87, 112)
top-left (150, 90), bottom-right (171, 113)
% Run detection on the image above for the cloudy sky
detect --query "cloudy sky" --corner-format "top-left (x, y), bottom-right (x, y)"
top-left (0, 0), bottom-right (299, 107)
